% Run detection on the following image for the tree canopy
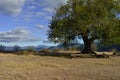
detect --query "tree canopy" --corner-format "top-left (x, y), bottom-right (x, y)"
top-left (48, 0), bottom-right (120, 53)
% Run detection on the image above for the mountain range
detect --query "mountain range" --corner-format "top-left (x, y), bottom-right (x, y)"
top-left (1, 44), bottom-right (120, 52)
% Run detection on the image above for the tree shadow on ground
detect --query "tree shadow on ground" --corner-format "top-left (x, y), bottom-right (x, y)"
top-left (35, 52), bottom-right (95, 59)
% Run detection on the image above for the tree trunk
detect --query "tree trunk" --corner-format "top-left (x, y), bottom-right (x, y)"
top-left (81, 36), bottom-right (95, 54)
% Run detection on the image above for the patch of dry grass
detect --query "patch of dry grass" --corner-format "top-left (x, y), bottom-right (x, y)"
top-left (0, 53), bottom-right (120, 80)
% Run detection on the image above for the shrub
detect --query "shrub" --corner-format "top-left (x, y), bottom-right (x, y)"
top-left (39, 49), bottom-right (51, 53)
top-left (15, 50), bottom-right (35, 55)
top-left (13, 45), bottom-right (20, 52)
top-left (0, 45), bottom-right (5, 52)
top-left (53, 49), bottom-right (59, 53)
top-left (110, 48), bottom-right (117, 53)
top-left (109, 48), bottom-right (118, 55)
top-left (21, 51), bottom-right (29, 55)
top-left (25, 46), bottom-right (36, 53)
top-left (67, 47), bottom-right (79, 51)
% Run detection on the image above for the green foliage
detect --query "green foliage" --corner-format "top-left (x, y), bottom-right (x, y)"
top-left (0, 45), bottom-right (5, 52)
top-left (39, 49), bottom-right (51, 53)
top-left (13, 45), bottom-right (20, 52)
top-left (15, 50), bottom-right (35, 55)
top-left (70, 46), bottom-right (80, 51)
top-left (19, 50), bottom-right (34, 55)
top-left (53, 48), bottom-right (59, 53)
top-left (25, 46), bottom-right (36, 52)
top-left (48, 0), bottom-right (120, 52)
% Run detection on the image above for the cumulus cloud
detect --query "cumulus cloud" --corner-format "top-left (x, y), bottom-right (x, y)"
top-left (28, 5), bottom-right (36, 10)
top-left (40, 0), bottom-right (67, 14)
top-left (43, 7), bottom-right (55, 13)
top-left (36, 24), bottom-right (45, 29)
top-left (41, 0), bottom-right (67, 8)
top-left (29, 0), bottom-right (67, 8)
top-left (35, 12), bottom-right (46, 17)
top-left (0, 28), bottom-right (41, 42)
top-left (43, 39), bottom-right (51, 43)
top-left (21, 0), bottom-right (67, 21)
top-left (0, 0), bottom-right (67, 16)
top-left (23, 12), bottom-right (34, 21)
top-left (45, 16), bottom-right (52, 20)
top-left (0, 0), bottom-right (25, 16)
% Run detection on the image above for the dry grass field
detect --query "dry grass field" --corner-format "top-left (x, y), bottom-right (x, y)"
top-left (0, 53), bottom-right (120, 80)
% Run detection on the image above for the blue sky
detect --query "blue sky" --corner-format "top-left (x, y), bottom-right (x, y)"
top-left (0, 0), bottom-right (67, 46)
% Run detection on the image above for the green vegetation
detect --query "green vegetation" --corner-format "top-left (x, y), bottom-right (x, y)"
top-left (25, 46), bottom-right (36, 52)
top-left (13, 45), bottom-right (20, 52)
top-left (0, 45), bottom-right (5, 52)
top-left (39, 49), bottom-right (51, 53)
top-left (48, 0), bottom-right (120, 54)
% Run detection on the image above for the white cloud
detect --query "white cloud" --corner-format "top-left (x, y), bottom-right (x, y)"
top-left (38, 0), bottom-right (67, 14)
top-left (36, 24), bottom-right (45, 29)
top-left (43, 8), bottom-right (55, 14)
top-left (40, 0), bottom-right (67, 8)
top-left (45, 16), bottom-right (52, 20)
top-left (29, 5), bottom-right (36, 9)
top-left (0, 0), bottom-right (26, 16)
top-left (43, 39), bottom-right (51, 43)
top-left (35, 12), bottom-right (46, 17)
top-left (0, 0), bottom-right (67, 16)
top-left (23, 12), bottom-right (34, 21)
top-left (16, 0), bottom-right (68, 21)
top-left (27, 0), bottom-right (67, 14)
top-left (24, 18), bottom-right (32, 22)
top-left (0, 28), bottom-right (41, 42)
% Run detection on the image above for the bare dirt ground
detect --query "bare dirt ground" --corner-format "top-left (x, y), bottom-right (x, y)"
top-left (0, 53), bottom-right (120, 80)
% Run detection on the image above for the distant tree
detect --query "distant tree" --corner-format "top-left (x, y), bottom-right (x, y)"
top-left (48, 0), bottom-right (120, 54)
top-left (0, 45), bottom-right (5, 52)
top-left (26, 46), bottom-right (36, 52)
top-left (13, 45), bottom-right (20, 52)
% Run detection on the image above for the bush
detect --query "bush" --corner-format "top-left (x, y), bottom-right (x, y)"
top-left (39, 49), bottom-right (51, 53)
top-left (25, 46), bottom-right (36, 53)
top-left (53, 49), bottom-right (59, 53)
top-left (15, 50), bottom-right (35, 55)
top-left (13, 45), bottom-right (20, 52)
top-left (109, 48), bottom-right (118, 55)
top-left (0, 45), bottom-right (5, 52)
top-left (67, 47), bottom-right (79, 51)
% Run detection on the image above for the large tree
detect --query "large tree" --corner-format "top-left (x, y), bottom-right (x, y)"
top-left (48, 0), bottom-right (120, 54)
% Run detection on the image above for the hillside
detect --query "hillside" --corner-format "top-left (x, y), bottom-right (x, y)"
top-left (98, 45), bottom-right (120, 52)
